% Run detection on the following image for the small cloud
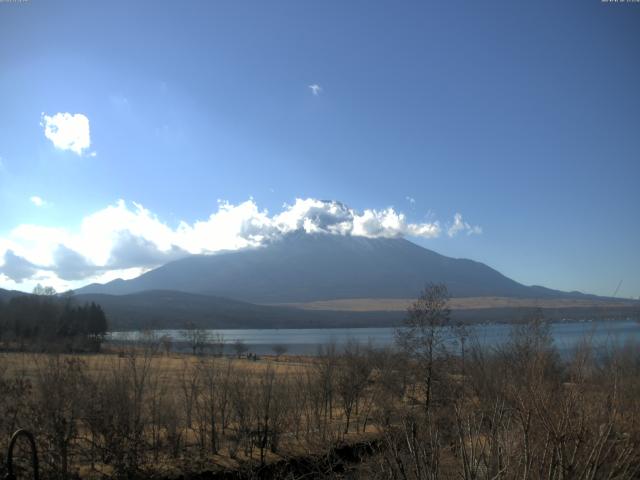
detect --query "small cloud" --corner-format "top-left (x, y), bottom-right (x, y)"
top-left (405, 196), bottom-right (416, 206)
top-left (52, 245), bottom-right (99, 281)
top-left (308, 84), bottom-right (322, 96)
top-left (0, 250), bottom-right (39, 283)
top-left (41, 112), bottom-right (92, 156)
top-left (107, 231), bottom-right (188, 269)
top-left (30, 196), bottom-right (48, 207)
top-left (447, 213), bottom-right (482, 237)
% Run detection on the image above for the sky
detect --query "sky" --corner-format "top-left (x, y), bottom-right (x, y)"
top-left (0, 0), bottom-right (639, 298)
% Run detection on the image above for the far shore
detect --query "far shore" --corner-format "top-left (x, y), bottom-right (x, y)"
top-left (275, 296), bottom-right (640, 312)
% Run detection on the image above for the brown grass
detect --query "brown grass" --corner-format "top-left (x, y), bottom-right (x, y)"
top-left (275, 296), bottom-right (639, 311)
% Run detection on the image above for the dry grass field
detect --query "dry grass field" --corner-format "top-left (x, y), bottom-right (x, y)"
top-left (1, 350), bottom-right (314, 384)
top-left (278, 296), bottom-right (639, 311)
top-left (1, 313), bottom-right (640, 479)
top-left (0, 346), bottom-right (383, 479)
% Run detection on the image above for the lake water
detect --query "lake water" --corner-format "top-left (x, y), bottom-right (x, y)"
top-left (110, 319), bottom-right (640, 356)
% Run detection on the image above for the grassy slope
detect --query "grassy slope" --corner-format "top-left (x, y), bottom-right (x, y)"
top-left (277, 296), bottom-right (640, 312)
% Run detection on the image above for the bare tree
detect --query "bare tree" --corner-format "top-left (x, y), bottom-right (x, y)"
top-left (336, 340), bottom-right (372, 434)
top-left (395, 283), bottom-right (451, 413)
top-left (252, 365), bottom-right (287, 464)
top-left (32, 284), bottom-right (57, 296)
top-left (31, 356), bottom-right (86, 478)
top-left (272, 344), bottom-right (288, 358)
top-left (315, 342), bottom-right (339, 441)
top-left (159, 334), bottom-right (173, 356)
top-left (181, 324), bottom-right (210, 356)
top-left (232, 339), bottom-right (249, 358)
top-left (210, 332), bottom-right (226, 356)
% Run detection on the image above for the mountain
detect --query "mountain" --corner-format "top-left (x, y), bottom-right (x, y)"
top-left (76, 232), bottom-right (595, 303)
top-left (0, 288), bottom-right (28, 302)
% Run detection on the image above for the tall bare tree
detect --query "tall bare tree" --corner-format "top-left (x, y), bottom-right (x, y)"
top-left (396, 283), bottom-right (451, 413)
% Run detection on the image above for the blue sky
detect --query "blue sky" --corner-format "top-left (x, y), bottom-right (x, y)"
top-left (0, 0), bottom-right (639, 298)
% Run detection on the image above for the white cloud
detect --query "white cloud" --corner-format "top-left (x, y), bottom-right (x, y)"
top-left (41, 112), bottom-right (92, 155)
top-left (0, 198), bottom-right (479, 290)
top-left (308, 84), bottom-right (322, 96)
top-left (30, 196), bottom-right (47, 207)
top-left (447, 213), bottom-right (483, 237)
top-left (405, 196), bottom-right (416, 205)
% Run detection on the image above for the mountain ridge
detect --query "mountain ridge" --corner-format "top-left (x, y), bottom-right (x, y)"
top-left (75, 233), bottom-right (604, 302)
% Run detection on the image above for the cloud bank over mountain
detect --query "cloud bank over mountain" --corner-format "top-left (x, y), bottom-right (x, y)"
top-left (0, 198), bottom-right (480, 291)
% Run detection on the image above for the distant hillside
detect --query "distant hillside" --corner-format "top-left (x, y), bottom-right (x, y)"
top-left (74, 290), bottom-right (640, 331)
top-left (0, 288), bottom-right (28, 302)
top-left (3, 287), bottom-right (636, 331)
top-left (76, 232), bottom-right (599, 303)
top-left (74, 290), bottom-right (402, 330)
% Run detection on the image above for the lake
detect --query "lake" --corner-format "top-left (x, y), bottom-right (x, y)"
top-left (109, 318), bottom-right (640, 356)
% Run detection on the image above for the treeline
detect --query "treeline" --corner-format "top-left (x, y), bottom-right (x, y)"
top-left (0, 292), bottom-right (108, 351)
